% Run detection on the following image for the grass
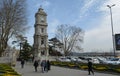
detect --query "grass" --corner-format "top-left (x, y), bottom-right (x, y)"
top-left (0, 63), bottom-right (21, 76)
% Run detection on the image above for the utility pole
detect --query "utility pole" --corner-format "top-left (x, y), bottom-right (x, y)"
top-left (107, 4), bottom-right (116, 57)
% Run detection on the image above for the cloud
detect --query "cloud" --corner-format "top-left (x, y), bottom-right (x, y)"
top-left (83, 19), bottom-right (112, 52)
top-left (72, 0), bottom-right (97, 25)
top-left (42, 0), bottom-right (51, 7)
top-left (48, 19), bottom-right (61, 38)
top-left (83, 0), bottom-right (120, 52)
top-left (33, 0), bottom-right (51, 8)
top-left (79, 0), bottom-right (97, 18)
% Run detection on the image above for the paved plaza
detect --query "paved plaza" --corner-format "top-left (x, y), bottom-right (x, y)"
top-left (13, 61), bottom-right (119, 76)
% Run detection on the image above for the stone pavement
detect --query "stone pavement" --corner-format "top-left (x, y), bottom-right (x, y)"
top-left (13, 61), bottom-right (119, 76)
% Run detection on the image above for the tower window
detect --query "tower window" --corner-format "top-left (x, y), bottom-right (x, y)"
top-left (41, 28), bottom-right (44, 33)
top-left (41, 38), bottom-right (44, 45)
top-left (41, 50), bottom-right (45, 55)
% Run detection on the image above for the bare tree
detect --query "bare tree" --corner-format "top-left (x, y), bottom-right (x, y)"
top-left (55, 24), bottom-right (84, 56)
top-left (0, 0), bottom-right (28, 56)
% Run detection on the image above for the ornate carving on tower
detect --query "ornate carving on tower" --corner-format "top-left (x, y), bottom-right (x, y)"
top-left (33, 7), bottom-right (49, 60)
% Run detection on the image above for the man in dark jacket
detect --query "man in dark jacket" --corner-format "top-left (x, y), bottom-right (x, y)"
top-left (46, 60), bottom-right (51, 71)
top-left (88, 59), bottom-right (94, 75)
top-left (21, 59), bottom-right (25, 68)
top-left (33, 60), bottom-right (39, 72)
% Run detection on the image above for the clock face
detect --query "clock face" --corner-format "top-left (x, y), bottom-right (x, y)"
top-left (40, 17), bottom-right (44, 22)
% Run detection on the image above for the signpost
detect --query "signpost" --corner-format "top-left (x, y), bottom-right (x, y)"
top-left (115, 34), bottom-right (120, 50)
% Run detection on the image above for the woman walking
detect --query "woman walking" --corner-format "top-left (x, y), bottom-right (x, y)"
top-left (21, 59), bottom-right (25, 68)
top-left (33, 60), bottom-right (39, 72)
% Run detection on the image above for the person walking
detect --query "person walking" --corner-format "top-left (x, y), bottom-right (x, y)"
top-left (87, 59), bottom-right (94, 75)
top-left (46, 60), bottom-right (51, 71)
top-left (40, 60), bottom-right (46, 73)
top-left (21, 59), bottom-right (25, 68)
top-left (32, 56), bottom-right (34, 62)
top-left (33, 60), bottom-right (39, 72)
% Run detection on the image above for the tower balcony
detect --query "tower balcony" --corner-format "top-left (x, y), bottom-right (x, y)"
top-left (34, 33), bottom-right (48, 36)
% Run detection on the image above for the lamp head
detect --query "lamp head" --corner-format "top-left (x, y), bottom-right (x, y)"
top-left (107, 5), bottom-right (110, 8)
top-left (107, 4), bottom-right (115, 8)
top-left (112, 4), bottom-right (115, 7)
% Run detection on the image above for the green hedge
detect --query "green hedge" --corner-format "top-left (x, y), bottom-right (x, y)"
top-left (50, 61), bottom-right (120, 73)
top-left (0, 63), bottom-right (21, 76)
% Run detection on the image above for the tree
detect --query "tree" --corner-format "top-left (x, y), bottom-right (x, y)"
top-left (0, 0), bottom-right (28, 56)
top-left (49, 45), bottom-right (62, 56)
top-left (19, 40), bottom-right (33, 61)
top-left (49, 37), bottom-right (63, 56)
top-left (55, 24), bottom-right (84, 56)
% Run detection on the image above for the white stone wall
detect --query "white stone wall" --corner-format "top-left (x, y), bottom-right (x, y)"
top-left (0, 57), bottom-right (11, 63)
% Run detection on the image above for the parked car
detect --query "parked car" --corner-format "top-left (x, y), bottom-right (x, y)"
top-left (105, 58), bottom-right (120, 65)
top-left (70, 57), bottom-right (78, 62)
top-left (57, 57), bottom-right (71, 62)
top-left (97, 57), bottom-right (107, 64)
top-left (92, 58), bottom-right (100, 64)
top-left (77, 57), bottom-right (88, 63)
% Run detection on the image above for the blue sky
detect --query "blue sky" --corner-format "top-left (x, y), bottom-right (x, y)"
top-left (26, 0), bottom-right (120, 52)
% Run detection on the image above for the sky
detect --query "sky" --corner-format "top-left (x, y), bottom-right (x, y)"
top-left (25, 0), bottom-right (120, 52)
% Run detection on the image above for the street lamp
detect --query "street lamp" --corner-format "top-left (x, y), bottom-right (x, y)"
top-left (19, 37), bottom-right (27, 60)
top-left (107, 4), bottom-right (116, 57)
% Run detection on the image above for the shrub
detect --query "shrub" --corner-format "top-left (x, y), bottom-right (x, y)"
top-left (0, 63), bottom-right (21, 76)
top-left (50, 61), bottom-right (120, 73)
top-left (93, 64), bottom-right (109, 71)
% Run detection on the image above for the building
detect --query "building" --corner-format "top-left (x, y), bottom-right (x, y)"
top-left (33, 7), bottom-right (49, 60)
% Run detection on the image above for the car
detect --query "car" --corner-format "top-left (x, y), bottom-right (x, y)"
top-left (92, 58), bottom-right (100, 64)
top-left (58, 57), bottom-right (71, 62)
top-left (66, 56), bottom-right (78, 62)
top-left (97, 57), bottom-right (107, 64)
top-left (106, 58), bottom-right (120, 65)
top-left (85, 57), bottom-right (100, 64)
top-left (77, 57), bottom-right (88, 63)
top-left (70, 57), bottom-right (78, 62)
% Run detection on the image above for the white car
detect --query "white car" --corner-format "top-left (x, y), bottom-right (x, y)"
top-left (93, 58), bottom-right (100, 64)
top-left (58, 57), bottom-right (71, 62)
top-left (106, 58), bottom-right (120, 65)
top-left (97, 57), bottom-right (107, 64)
top-left (70, 57), bottom-right (78, 62)
top-left (77, 57), bottom-right (88, 63)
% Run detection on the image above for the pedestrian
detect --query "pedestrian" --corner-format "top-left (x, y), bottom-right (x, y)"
top-left (21, 59), bottom-right (25, 68)
top-left (87, 59), bottom-right (94, 75)
top-left (33, 60), bottom-right (39, 72)
top-left (46, 60), bottom-right (51, 71)
top-left (32, 56), bottom-right (34, 62)
top-left (40, 60), bottom-right (46, 73)
top-left (44, 60), bottom-right (48, 72)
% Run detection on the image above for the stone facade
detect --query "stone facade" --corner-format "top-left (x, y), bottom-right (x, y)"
top-left (33, 7), bottom-right (49, 60)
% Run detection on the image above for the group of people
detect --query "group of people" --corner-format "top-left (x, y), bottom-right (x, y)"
top-left (20, 58), bottom-right (94, 75)
top-left (20, 58), bottom-right (51, 73)
top-left (33, 60), bottom-right (51, 73)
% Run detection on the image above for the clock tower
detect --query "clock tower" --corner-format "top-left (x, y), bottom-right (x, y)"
top-left (33, 7), bottom-right (49, 60)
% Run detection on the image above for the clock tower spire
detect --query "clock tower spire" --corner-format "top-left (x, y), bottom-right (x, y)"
top-left (33, 7), bottom-right (49, 60)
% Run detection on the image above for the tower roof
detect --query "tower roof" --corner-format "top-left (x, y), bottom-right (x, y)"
top-left (37, 7), bottom-right (47, 16)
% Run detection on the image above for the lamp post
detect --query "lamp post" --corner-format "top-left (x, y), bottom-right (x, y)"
top-left (19, 37), bottom-right (27, 60)
top-left (107, 4), bottom-right (116, 57)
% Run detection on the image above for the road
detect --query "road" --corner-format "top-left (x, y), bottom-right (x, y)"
top-left (13, 61), bottom-right (119, 76)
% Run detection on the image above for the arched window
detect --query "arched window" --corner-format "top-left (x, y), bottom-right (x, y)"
top-left (41, 28), bottom-right (44, 33)
top-left (41, 38), bottom-right (44, 45)
top-left (41, 50), bottom-right (45, 55)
